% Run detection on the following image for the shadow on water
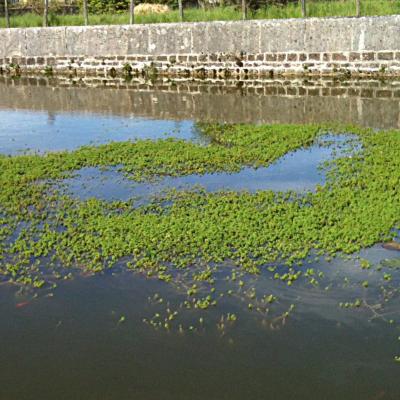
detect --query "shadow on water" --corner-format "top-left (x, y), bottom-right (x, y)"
top-left (1, 246), bottom-right (400, 400)
top-left (0, 77), bottom-right (400, 400)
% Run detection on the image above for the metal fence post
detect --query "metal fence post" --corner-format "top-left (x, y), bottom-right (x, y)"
top-left (356, 0), bottom-right (361, 17)
top-left (178, 0), bottom-right (183, 22)
top-left (83, 0), bottom-right (89, 25)
top-left (4, 0), bottom-right (10, 28)
top-left (242, 0), bottom-right (247, 20)
top-left (43, 0), bottom-right (49, 27)
top-left (301, 0), bottom-right (306, 18)
top-left (129, 0), bottom-right (135, 24)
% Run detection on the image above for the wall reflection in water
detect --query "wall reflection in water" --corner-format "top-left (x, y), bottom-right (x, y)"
top-left (0, 75), bottom-right (399, 129)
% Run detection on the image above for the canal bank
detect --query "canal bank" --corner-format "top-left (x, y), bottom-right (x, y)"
top-left (1, 15), bottom-right (400, 78)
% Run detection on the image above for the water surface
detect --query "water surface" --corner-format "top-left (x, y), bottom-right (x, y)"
top-left (1, 77), bottom-right (400, 400)
top-left (60, 134), bottom-right (357, 201)
top-left (0, 109), bottom-right (201, 155)
top-left (1, 248), bottom-right (400, 400)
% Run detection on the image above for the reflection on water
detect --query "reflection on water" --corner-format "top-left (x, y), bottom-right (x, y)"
top-left (0, 109), bottom-right (202, 155)
top-left (1, 76), bottom-right (400, 135)
top-left (60, 134), bottom-right (357, 201)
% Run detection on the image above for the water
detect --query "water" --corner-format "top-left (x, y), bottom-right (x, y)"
top-left (0, 110), bottom-right (202, 155)
top-left (1, 76), bottom-right (400, 400)
top-left (1, 249), bottom-right (400, 399)
top-left (60, 135), bottom-right (357, 201)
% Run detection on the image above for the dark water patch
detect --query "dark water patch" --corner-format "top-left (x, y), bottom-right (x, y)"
top-left (1, 249), bottom-right (400, 400)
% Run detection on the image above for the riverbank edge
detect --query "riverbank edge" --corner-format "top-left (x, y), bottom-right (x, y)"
top-left (1, 16), bottom-right (400, 78)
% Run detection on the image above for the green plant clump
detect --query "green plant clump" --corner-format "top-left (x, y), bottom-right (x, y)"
top-left (0, 123), bottom-right (399, 288)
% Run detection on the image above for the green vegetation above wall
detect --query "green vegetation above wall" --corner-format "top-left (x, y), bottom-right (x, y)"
top-left (2, 0), bottom-right (400, 27)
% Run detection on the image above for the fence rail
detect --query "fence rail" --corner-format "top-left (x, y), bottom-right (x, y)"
top-left (1, 0), bottom-right (398, 28)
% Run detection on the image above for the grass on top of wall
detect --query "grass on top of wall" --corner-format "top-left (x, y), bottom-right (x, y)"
top-left (1, 0), bottom-right (400, 28)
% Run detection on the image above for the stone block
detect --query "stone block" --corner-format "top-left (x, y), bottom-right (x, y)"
top-left (378, 52), bottom-right (394, 60)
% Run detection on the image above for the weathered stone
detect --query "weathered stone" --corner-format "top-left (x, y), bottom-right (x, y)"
top-left (378, 52), bottom-right (393, 60)
top-left (332, 53), bottom-right (347, 61)
top-left (308, 53), bottom-right (321, 61)
top-left (349, 52), bottom-right (361, 61)
top-left (0, 16), bottom-right (400, 78)
top-left (298, 87), bottom-right (306, 95)
top-left (265, 86), bottom-right (277, 95)
top-left (331, 88), bottom-right (346, 96)
top-left (307, 88), bottom-right (320, 96)
top-left (347, 88), bottom-right (360, 96)
top-left (361, 89), bottom-right (374, 98)
top-left (265, 54), bottom-right (277, 62)
top-left (321, 87), bottom-right (330, 96)
top-left (286, 87), bottom-right (297, 95)
top-left (376, 89), bottom-right (392, 98)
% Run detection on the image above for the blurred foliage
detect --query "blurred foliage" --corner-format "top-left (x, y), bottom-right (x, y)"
top-left (2, 0), bottom-right (398, 19)
top-left (76, 0), bottom-right (298, 14)
top-left (78, 0), bottom-right (178, 14)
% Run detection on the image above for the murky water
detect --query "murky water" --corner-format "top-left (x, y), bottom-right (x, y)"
top-left (1, 77), bottom-right (400, 400)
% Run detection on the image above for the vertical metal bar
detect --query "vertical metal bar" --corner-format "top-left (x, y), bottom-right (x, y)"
top-left (356, 0), bottom-right (361, 17)
top-left (301, 0), bottom-right (306, 18)
top-left (242, 0), bottom-right (247, 20)
top-left (129, 0), bottom-right (135, 24)
top-left (43, 0), bottom-right (49, 27)
top-left (83, 0), bottom-right (89, 25)
top-left (178, 0), bottom-right (183, 22)
top-left (4, 0), bottom-right (10, 28)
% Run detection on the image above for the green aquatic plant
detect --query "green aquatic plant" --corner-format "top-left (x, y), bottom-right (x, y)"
top-left (2, 121), bottom-right (400, 361)
top-left (0, 123), bottom-right (399, 296)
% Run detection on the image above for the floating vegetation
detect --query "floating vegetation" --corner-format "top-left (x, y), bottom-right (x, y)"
top-left (59, 133), bottom-right (355, 203)
top-left (0, 122), bottom-right (400, 351)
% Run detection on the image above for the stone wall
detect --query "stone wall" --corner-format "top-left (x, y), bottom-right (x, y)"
top-left (1, 16), bottom-right (400, 77)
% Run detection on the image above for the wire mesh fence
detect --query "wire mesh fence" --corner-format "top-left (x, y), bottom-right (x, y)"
top-left (1, 0), bottom-right (399, 28)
